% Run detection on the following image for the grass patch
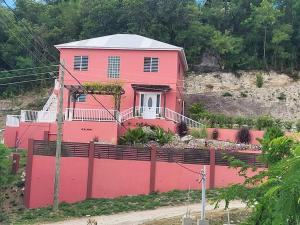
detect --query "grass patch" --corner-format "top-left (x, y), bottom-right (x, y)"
top-left (8, 189), bottom-right (220, 224)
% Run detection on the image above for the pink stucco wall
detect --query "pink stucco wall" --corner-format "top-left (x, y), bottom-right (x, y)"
top-left (207, 128), bottom-right (264, 145)
top-left (59, 48), bottom-right (184, 113)
top-left (26, 152), bottom-right (262, 208)
top-left (155, 162), bottom-right (210, 192)
top-left (3, 127), bottom-right (18, 148)
top-left (27, 156), bottom-right (88, 208)
top-left (63, 121), bottom-right (119, 144)
top-left (92, 159), bottom-right (150, 198)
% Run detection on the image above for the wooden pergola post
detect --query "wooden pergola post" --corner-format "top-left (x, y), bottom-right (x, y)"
top-left (133, 90), bottom-right (136, 117)
top-left (163, 91), bottom-right (166, 118)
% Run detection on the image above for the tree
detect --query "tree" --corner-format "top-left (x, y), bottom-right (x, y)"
top-left (245, 0), bottom-right (280, 70)
top-left (215, 130), bottom-right (300, 224)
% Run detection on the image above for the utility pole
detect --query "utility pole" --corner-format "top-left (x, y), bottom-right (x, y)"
top-left (198, 166), bottom-right (209, 225)
top-left (53, 61), bottom-right (65, 211)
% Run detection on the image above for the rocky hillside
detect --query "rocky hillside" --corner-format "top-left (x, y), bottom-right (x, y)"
top-left (185, 71), bottom-right (300, 121)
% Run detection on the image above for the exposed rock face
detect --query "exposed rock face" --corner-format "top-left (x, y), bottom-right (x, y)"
top-left (192, 52), bottom-right (221, 73)
top-left (185, 71), bottom-right (300, 121)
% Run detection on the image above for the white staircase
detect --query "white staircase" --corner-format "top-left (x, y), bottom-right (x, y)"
top-left (120, 107), bottom-right (202, 128)
top-left (42, 93), bottom-right (58, 112)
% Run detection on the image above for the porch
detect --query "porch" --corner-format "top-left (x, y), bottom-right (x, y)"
top-left (5, 107), bottom-right (201, 128)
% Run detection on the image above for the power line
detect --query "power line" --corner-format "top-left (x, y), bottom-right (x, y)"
top-left (0, 65), bottom-right (59, 74)
top-left (0, 77), bottom-right (55, 86)
top-left (1, 0), bottom-right (201, 176)
top-left (0, 71), bottom-right (58, 80)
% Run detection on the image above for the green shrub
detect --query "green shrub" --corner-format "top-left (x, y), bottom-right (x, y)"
top-left (277, 92), bottom-right (286, 101)
top-left (283, 121), bottom-right (293, 130)
top-left (199, 126), bottom-right (208, 138)
top-left (189, 127), bottom-right (208, 139)
top-left (296, 120), bottom-right (300, 132)
top-left (262, 136), bottom-right (293, 164)
top-left (240, 92), bottom-right (247, 97)
top-left (0, 144), bottom-right (11, 188)
top-left (263, 126), bottom-right (284, 142)
top-left (176, 121), bottom-right (188, 137)
top-left (153, 127), bottom-right (173, 145)
top-left (222, 92), bottom-right (233, 97)
top-left (256, 73), bottom-right (263, 88)
top-left (255, 115), bottom-right (274, 130)
top-left (119, 128), bottom-right (147, 145)
top-left (189, 128), bottom-right (201, 138)
top-left (119, 126), bottom-right (173, 146)
top-left (236, 127), bottom-right (251, 144)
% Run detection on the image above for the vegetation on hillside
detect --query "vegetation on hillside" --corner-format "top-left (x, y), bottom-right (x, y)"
top-left (1, 0), bottom-right (300, 95)
top-left (215, 127), bottom-right (300, 224)
top-left (189, 103), bottom-right (295, 131)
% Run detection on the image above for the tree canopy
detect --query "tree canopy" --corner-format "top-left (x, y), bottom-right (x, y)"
top-left (1, 0), bottom-right (300, 94)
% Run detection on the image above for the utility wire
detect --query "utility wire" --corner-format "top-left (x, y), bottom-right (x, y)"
top-left (0, 65), bottom-right (59, 74)
top-left (1, 0), bottom-right (201, 176)
top-left (0, 77), bottom-right (55, 86)
top-left (0, 71), bottom-right (58, 80)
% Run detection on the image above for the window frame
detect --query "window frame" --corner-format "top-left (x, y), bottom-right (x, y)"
top-left (73, 56), bottom-right (88, 71)
top-left (71, 94), bottom-right (87, 102)
top-left (108, 56), bottom-right (120, 78)
top-left (144, 57), bottom-right (159, 72)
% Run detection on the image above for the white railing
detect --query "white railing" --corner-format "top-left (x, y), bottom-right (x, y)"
top-left (42, 93), bottom-right (58, 111)
top-left (6, 115), bottom-right (21, 127)
top-left (54, 79), bottom-right (60, 90)
top-left (164, 108), bottom-right (202, 128)
top-left (120, 107), bottom-right (134, 122)
top-left (21, 110), bottom-right (57, 123)
top-left (65, 108), bottom-right (120, 122)
top-left (120, 107), bottom-right (202, 128)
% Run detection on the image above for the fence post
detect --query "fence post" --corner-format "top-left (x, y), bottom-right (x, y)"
top-left (24, 139), bottom-right (34, 208)
top-left (11, 153), bottom-right (20, 174)
top-left (44, 131), bottom-right (49, 142)
top-left (209, 148), bottom-right (216, 189)
top-left (149, 145), bottom-right (157, 194)
top-left (86, 142), bottom-right (95, 199)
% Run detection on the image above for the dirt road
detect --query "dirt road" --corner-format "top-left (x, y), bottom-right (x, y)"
top-left (42, 200), bottom-right (245, 225)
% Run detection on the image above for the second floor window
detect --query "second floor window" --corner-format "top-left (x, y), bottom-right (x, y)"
top-left (108, 56), bottom-right (120, 78)
top-left (144, 57), bottom-right (159, 72)
top-left (74, 56), bottom-right (88, 71)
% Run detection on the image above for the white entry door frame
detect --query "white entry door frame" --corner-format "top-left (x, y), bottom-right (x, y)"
top-left (139, 92), bottom-right (161, 119)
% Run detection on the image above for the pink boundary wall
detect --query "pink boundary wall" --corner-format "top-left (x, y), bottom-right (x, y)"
top-left (5, 124), bottom-right (265, 150)
top-left (25, 141), bottom-right (263, 209)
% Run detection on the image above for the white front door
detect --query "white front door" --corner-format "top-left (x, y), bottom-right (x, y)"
top-left (142, 93), bottom-right (158, 119)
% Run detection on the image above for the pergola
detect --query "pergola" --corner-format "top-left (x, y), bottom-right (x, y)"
top-left (64, 84), bottom-right (125, 112)
top-left (131, 84), bottom-right (171, 117)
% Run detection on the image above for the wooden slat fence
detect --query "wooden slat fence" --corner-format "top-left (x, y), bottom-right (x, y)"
top-left (32, 140), bottom-right (265, 167)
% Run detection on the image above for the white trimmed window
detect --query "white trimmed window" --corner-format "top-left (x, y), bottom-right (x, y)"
top-left (144, 57), bottom-right (159, 72)
top-left (108, 56), bottom-right (120, 78)
top-left (74, 56), bottom-right (88, 71)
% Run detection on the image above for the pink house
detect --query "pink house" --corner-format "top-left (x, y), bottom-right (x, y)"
top-left (4, 34), bottom-right (201, 148)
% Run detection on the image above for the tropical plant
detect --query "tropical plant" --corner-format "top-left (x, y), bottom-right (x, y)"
top-left (176, 121), bottom-right (188, 137)
top-left (296, 120), bottom-right (300, 132)
top-left (255, 115), bottom-right (274, 130)
top-left (211, 129), bottom-right (219, 140)
top-left (118, 128), bottom-right (147, 145)
top-left (236, 127), bottom-right (251, 144)
top-left (215, 129), bottom-right (300, 225)
top-left (256, 73), bottom-right (263, 88)
top-left (153, 127), bottom-right (173, 145)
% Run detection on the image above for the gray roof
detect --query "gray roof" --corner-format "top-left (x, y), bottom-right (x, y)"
top-left (55, 34), bottom-right (188, 70)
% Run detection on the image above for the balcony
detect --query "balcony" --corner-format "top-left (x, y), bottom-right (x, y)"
top-left (65, 108), bottom-right (120, 122)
